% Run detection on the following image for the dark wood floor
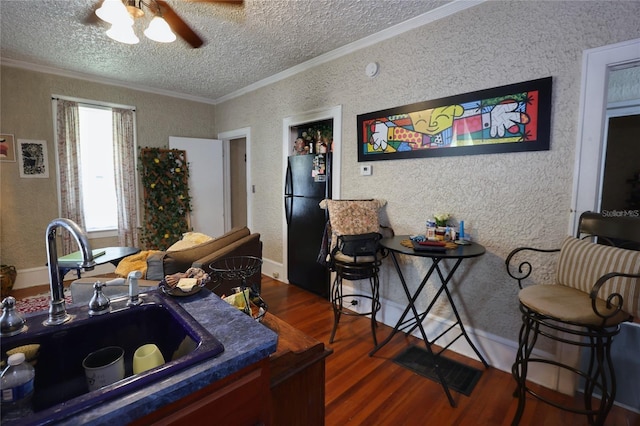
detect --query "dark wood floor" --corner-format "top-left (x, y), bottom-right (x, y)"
top-left (260, 276), bottom-right (640, 426)
top-left (11, 277), bottom-right (639, 425)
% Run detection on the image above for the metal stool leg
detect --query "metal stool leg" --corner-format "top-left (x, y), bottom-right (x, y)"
top-left (511, 311), bottom-right (537, 425)
top-left (368, 272), bottom-right (380, 346)
top-left (587, 334), bottom-right (616, 426)
top-left (329, 272), bottom-right (343, 344)
top-left (329, 261), bottom-right (381, 346)
top-left (511, 305), bottom-right (620, 426)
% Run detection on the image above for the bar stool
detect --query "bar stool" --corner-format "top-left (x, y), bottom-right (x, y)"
top-left (505, 212), bottom-right (640, 425)
top-left (328, 234), bottom-right (383, 346)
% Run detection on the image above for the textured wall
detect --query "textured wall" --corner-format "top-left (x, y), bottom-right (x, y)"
top-left (0, 67), bottom-right (216, 270)
top-left (216, 1), bottom-right (640, 343)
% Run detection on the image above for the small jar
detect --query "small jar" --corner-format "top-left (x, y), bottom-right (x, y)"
top-left (426, 221), bottom-right (436, 239)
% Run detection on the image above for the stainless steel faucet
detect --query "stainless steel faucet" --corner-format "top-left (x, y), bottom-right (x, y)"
top-left (45, 218), bottom-right (96, 326)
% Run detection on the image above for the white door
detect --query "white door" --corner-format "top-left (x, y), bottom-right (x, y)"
top-left (169, 137), bottom-right (225, 237)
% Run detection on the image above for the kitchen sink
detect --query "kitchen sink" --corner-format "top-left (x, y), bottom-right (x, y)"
top-left (0, 291), bottom-right (224, 425)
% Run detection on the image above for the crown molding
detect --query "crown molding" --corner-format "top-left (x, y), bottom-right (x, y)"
top-left (1, 0), bottom-right (484, 106)
top-left (0, 57), bottom-right (218, 105)
top-left (214, 0), bottom-right (485, 104)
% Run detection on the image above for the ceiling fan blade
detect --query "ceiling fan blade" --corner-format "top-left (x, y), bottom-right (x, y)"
top-left (84, 2), bottom-right (104, 25)
top-left (156, 0), bottom-right (204, 48)
top-left (184, 0), bottom-right (243, 3)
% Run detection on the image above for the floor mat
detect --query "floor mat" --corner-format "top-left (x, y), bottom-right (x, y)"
top-left (393, 345), bottom-right (483, 396)
top-left (15, 289), bottom-right (72, 314)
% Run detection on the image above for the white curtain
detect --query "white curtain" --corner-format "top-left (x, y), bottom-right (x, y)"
top-left (112, 108), bottom-right (139, 247)
top-left (55, 100), bottom-right (85, 254)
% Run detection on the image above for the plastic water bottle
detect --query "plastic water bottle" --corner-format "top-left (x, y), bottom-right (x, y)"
top-left (1, 352), bottom-right (35, 420)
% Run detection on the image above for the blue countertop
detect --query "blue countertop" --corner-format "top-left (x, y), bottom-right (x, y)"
top-left (35, 289), bottom-right (277, 425)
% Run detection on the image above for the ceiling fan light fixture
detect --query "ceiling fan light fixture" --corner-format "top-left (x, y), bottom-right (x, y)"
top-left (106, 23), bottom-right (140, 44)
top-left (96, 0), bottom-right (133, 26)
top-left (143, 16), bottom-right (176, 43)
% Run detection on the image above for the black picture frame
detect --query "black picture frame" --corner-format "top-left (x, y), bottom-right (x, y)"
top-left (357, 77), bottom-right (552, 162)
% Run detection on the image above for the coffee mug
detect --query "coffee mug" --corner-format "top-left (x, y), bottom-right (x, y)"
top-left (83, 346), bottom-right (125, 391)
top-left (133, 344), bottom-right (165, 374)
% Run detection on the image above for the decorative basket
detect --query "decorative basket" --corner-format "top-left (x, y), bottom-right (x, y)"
top-left (1, 265), bottom-right (17, 299)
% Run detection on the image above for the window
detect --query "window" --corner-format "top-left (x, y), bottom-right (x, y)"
top-left (78, 105), bottom-right (118, 232)
top-left (54, 97), bottom-right (139, 250)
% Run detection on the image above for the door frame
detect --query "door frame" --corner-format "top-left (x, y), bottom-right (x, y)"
top-left (282, 105), bottom-right (342, 284)
top-left (218, 127), bottom-right (252, 232)
top-left (563, 38), bottom-right (640, 395)
top-left (570, 37), bottom-right (640, 233)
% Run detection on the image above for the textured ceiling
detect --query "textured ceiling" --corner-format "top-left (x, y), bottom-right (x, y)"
top-left (0, 0), bottom-right (453, 103)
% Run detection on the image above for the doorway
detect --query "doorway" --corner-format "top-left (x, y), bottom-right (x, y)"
top-left (218, 127), bottom-right (252, 232)
top-left (229, 137), bottom-right (247, 229)
top-left (600, 111), bottom-right (640, 214)
top-left (572, 39), bottom-right (640, 412)
top-left (282, 105), bottom-right (342, 287)
top-left (570, 38), bottom-right (640, 229)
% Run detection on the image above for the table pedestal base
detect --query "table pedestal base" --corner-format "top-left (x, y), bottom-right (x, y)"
top-left (371, 240), bottom-right (489, 407)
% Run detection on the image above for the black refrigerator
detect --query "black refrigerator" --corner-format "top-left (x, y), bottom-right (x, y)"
top-left (284, 153), bottom-right (331, 298)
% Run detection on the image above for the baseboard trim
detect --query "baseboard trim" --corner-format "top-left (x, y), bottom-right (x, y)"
top-left (13, 264), bottom-right (117, 290)
top-left (261, 257), bottom-right (284, 281)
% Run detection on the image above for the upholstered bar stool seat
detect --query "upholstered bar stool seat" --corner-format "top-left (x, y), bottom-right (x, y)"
top-left (519, 285), bottom-right (631, 327)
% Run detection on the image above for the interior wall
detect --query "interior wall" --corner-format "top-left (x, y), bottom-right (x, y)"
top-left (0, 66), bottom-right (216, 273)
top-left (214, 0), bottom-right (640, 344)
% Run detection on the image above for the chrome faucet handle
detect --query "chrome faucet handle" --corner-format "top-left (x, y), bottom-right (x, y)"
top-left (0, 296), bottom-right (26, 337)
top-left (88, 282), bottom-right (111, 316)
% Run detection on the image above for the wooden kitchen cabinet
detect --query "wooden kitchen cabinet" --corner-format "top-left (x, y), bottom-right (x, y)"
top-left (131, 358), bottom-right (271, 426)
top-left (263, 313), bottom-right (332, 426)
top-left (132, 313), bottom-right (330, 426)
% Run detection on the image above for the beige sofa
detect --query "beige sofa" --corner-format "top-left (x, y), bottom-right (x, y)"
top-left (71, 226), bottom-right (262, 304)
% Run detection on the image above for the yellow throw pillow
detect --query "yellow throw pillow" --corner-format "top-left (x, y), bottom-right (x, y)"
top-left (167, 232), bottom-right (214, 252)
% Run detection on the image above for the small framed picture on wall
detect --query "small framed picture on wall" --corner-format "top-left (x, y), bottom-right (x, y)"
top-left (18, 139), bottom-right (49, 178)
top-left (0, 134), bottom-right (16, 162)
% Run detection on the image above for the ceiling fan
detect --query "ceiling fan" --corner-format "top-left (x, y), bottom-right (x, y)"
top-left (94, 0), bottom-right (243, 48)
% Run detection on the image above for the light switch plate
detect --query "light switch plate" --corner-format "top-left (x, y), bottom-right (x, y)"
top-left (360, 165), bottom-right (372, 176)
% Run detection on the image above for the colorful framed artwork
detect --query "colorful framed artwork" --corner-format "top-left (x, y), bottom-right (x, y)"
top-left (18, 139), bottom-right (49, 178)
top-left (0, 134), bottom-right (16, 162)
top-left (357, 77), bottom-right (552, 162)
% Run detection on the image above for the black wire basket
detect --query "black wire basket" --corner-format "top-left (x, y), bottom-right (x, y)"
top-left (209, 256), bottom-right (267, 321)
top-left (209, 256), bottom-right (262, 285)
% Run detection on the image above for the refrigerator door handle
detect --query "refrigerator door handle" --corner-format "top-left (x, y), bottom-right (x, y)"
top-left (284, 159), bottom-right (293, 196)
top-left (284, 158), bottom-right (293, 225)
top-left (285, 196), bottom-right (292, 225)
